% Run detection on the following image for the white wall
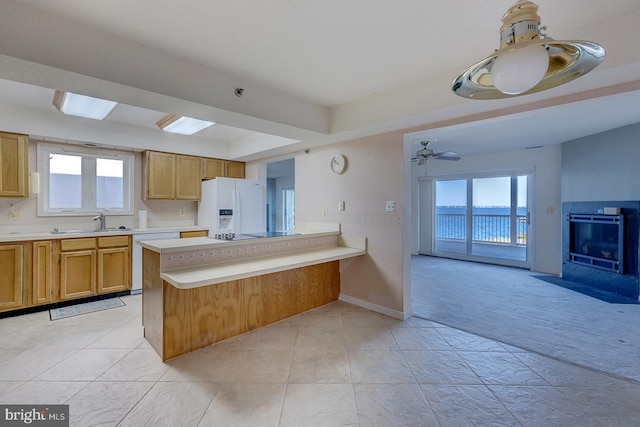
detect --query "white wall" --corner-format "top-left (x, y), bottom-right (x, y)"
top-left (411, 145), bottom-right (562, 275)
top-left (295, 130), bottom-right (406, 317)
top-left (562, 123), bottom-right (640, 202)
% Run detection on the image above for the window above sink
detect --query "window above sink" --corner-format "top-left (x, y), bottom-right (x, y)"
top-left (37, 142), bottom-right (134, 216)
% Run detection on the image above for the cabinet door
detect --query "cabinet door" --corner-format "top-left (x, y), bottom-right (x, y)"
top-left (225, 160), bottom-right (245, 178)
top-left (98, 247), bottom-right (130, 293)
top-left (176, 154), bottom-right (202, 200)
top-left (32, 241), bottom-right (55, 305)
top-left (202, 158), bottom-right (225, 180)
top-left (0, 132), bottom-right (29, 198)
top-left (60, 250), bottom-right (96, 300)
top-left (0, 244), bottom-right (23, 310)
top-left (145, 151), bottom-right (176, 199)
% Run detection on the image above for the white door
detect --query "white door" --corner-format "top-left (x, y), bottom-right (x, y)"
top-left (432, 173), bottom-right (531, 268)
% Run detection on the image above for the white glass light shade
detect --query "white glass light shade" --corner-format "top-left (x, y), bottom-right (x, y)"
top-left (59, 92), bottom-right (118, 120)
top-left (492, 44), bottom-right (549, 94)
top-left (159, 116), bottom-right (215, 135)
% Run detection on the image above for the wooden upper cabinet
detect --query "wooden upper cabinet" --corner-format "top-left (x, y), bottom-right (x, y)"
top-left (202, 158), bottom-right (225, 180)
top-left (144, 151), bottom-right (176, 199)
top-left (0, 132), bottom-right (29, 198)
top-left (144, 151), bottom-right (202, 200)
top-left (144, 150), bottom-right (245, 199)
top-left (176, 155), bottom-right (202, 200)
top-left (225, 160), bottom-right (245, 179)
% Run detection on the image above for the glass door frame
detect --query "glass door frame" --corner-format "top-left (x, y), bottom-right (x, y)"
top-left (428, 169), bottom-right (533, 269)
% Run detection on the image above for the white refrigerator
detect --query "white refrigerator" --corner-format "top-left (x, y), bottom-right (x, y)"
top-left (198, 177), bottom-right (266, 237)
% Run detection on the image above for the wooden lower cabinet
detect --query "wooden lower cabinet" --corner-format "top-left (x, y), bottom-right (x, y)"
top-left (0, 235), bottom-right (132, 314)
top-left (0, 244), bottom-right (24, 311)
top-left (32, 240), bottom-right (58, 305)
top-left (59, 235), bottom-right (131, 301)
top-left (98, 247), bottom-right (130, 293)
top-left (143, 248), bottom-right (339, 360)
top-left (60, 249), bottom-right (96, 300)
top-left (179, 230), bottom-right (208, 238)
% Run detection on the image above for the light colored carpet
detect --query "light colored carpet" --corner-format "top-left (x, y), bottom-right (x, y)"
top-left (411, 255), bottom-right (640, 383)
top-left (50, 297), bottom-right (126, 320)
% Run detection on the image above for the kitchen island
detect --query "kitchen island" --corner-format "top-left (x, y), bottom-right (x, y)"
top-left (140, 225), bottom-right (366, 360)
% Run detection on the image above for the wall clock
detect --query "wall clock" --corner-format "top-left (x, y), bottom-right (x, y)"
top-left (330, 154), bottom-right (346, 174)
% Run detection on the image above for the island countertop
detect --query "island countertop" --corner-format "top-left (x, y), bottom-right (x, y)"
top-left (140, 227), bottom-right (366, 289)
top-left (139, 228), bottom-right (339, 254)
top-left (140, 223), bottom-right (366, 360)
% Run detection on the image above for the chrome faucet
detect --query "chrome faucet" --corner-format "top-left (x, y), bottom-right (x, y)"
top-left (93, 212), bottom-right (106, 231)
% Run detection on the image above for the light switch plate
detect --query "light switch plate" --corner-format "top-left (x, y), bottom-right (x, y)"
top-left (385, 201), bottom-right (396, 212)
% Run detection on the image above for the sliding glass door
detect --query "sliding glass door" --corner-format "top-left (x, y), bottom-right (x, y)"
top-left (433, 174), bottom-right (530, 267)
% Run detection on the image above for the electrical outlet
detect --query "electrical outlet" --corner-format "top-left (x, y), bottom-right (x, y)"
top-left (338, 201), bottom-right (345, 211)
top-left (322, 209), bottom-right (328, 217)
top-left (179, 208), bottom-right (186, 216)
top-left (9, 209), bottom-right (22, 220)
top-left (386, 201), bottom-right (396, 212)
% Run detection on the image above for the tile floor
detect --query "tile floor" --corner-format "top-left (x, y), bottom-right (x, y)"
top-left (1, 294), bottom-right (640, 426)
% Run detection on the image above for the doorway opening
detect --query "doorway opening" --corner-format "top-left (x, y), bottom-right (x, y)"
top-left (266, 158), bottom-right (295, 232)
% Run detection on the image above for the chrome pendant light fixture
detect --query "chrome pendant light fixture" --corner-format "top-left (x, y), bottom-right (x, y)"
top-left (452, 1), bottom-right (605, 99)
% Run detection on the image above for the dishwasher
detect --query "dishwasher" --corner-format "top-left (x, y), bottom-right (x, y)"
top-left (131, 232), bottom-right (180, 294)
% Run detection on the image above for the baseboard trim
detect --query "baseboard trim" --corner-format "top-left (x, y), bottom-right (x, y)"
top-left (338, 294), bottom-right (408, 320)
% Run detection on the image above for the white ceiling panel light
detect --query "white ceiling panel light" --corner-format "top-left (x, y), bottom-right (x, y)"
top-left (452, 1), bottom-right (605, 99)
top-left (52, 90), bottom-right (118, 120)
top-left (156, 114), bottom-right (215, 135)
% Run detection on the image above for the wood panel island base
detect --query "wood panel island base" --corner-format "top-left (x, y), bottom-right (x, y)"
top-left (141, 229), bottom-right (366, 361)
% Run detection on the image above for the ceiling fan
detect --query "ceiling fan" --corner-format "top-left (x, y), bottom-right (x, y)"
top-left (412, 141), bottom-right (461, 165)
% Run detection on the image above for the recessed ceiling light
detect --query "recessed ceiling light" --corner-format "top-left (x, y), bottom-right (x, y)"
top-left (52, 90), bottom-right (118, 120)
top-left (156, 114), bottom-right (215, 135)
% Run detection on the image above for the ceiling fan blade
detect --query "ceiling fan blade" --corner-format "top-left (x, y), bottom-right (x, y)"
top-left (433, 151), bottom-right (461, 161)
top-left (418, 157), bottom-right (426, 165)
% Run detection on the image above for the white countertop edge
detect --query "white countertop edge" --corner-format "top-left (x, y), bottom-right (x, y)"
top-left (160, 246), bottom-right (366, 289)
top-left (140, 229), bottom-right (340, 253)
top-left (0, 226), bottom-right (209, 243)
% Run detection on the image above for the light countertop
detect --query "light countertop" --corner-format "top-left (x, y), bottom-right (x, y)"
top-left (161, 245), bottom-right (366, 289)
top-left (0, 225), bottom-right (208, 243)
top-left (139, 229), bottom-right (339, 253)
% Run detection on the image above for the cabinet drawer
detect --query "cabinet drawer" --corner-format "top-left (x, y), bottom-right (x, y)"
top-left (61, 238), bottom-right (96, 251)
top-left (98, 235), bottom-right (129, 248)
top-left (180, 231), bottom-right (208, 238)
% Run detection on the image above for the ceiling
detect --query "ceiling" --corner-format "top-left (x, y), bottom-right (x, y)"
top-left (1, 0), bottom-right (640, 161)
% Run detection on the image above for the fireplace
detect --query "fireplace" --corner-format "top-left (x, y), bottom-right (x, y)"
top-left (562, 201), bottom-right (640, 301)
top-left (568, 214), bottom-right (624, 274)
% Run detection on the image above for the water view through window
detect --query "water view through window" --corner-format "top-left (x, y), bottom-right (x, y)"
top-left (434, 175), bottom-right (528, 264)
